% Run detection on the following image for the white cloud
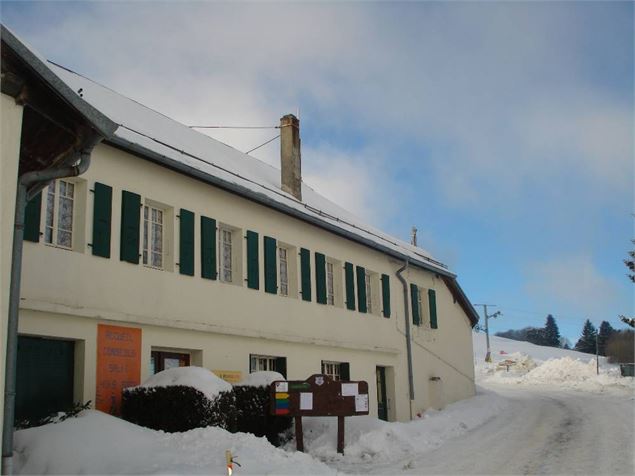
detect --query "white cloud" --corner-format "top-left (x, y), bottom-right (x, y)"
top-left (524, 255), bottom-right (620, 319)
top-left (7, 1), bottom-right (632, 222)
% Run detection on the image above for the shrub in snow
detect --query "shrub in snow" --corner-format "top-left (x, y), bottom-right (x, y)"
top-left (233, 371), bottom-right (292, 446)
top-left (16, 401), bottom-right (91, 430)
top-left (122, 367), bottom-right (236, 433)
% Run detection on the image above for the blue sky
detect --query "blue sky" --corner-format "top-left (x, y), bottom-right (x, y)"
top-left (2, 1), bottom-right (632, 343)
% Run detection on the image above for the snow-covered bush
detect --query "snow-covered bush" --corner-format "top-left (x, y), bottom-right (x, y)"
top-left (122, 367), bottom-right (236, 432)
top-left (233, 371), bottom-right (292, 446)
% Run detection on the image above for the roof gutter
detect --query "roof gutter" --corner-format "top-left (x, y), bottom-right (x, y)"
top-left (1, 132), bottom-right (103, 476)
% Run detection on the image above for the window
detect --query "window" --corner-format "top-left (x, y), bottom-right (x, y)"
top-left (321, 361), bottom-right (341, 381)
top-left (278, 246), bottom-right (288, 296)
top-left (220, 228), bottom-right (233, 282)
top-left (45, 179), bottom-right (75, 248)
top-left (327, 261), bottom-right (335, 305)
top-left (150, 351), bottom-right (190, 374)
top-left (365, 272), bottom-right (373, 314)
top-left (143, 205), bottom-right (164, 268)
top-left (249, 354), bottom-right (286, 377)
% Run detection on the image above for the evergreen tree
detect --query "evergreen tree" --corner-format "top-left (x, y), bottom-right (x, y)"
top-left (574, 319), bottom-right (597, 354)
top-left (625, 239), bottom-right (635, 283)
top-left (544, 314), bottom-right (561, 347)
top-left (597, 321), bottom-right (615, 356)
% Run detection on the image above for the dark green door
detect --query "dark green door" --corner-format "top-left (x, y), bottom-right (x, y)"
top-left (16, 336), bottom-right (75, 424)
top-left (376, 366), bottom-right (388, 421)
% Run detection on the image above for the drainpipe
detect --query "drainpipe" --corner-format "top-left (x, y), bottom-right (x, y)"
top-left (395, 260), bottom-right (415, 420)
top-left (1, 133), bottom-right (102, 475)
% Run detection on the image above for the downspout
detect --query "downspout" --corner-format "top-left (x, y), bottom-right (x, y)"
top-left (395, 260), bottom-right (415, 420)
top-left (1, 132), bottom-right (102, 476)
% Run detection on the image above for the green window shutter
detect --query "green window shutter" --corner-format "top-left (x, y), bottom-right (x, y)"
top-left (91, 183), bottom-right (112, 258)
top-left (428, 289), bottom-right (438, 329)
top-left (381, 274), bottom-right (391, 318)
top-left (246, 230), bottom-right (259, 289)
top-left (264, 236), bottom-right (277, 294)
top-left (340, 362), bottom-right (350, 381)
top-left (23, 192), bottom-right (42, 243)
top-left (120, 191), bottom-right (141, 264)
top-left (200, 216), bottom-right (217, 280)
top-left (356, 266), bottom-right (367, 313)
top-left (275, 357), bottom-right (287, 379)
top-left (179, 208), bottom-right (194, 276)
top-left (315, 252), bottom-right (327, 304)
top-left (300, 248), bottom-right (312, 301)
top-left (410, 283), bottom-right (421, 326)
top-left (344, 262), bottom-right (355, 310)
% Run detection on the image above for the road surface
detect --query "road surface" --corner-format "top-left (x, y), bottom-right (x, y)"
top-left (348, 384), bottom-right (634, 475)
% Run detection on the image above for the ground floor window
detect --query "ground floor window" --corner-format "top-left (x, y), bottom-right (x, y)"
top-left (249, 354), bottom-right (287, 377)
top-left (150, 351), bottom-right (190, 374)
top-left (321, 360), bottom-right (350, 381)
top-left (321, 361), bottom-right (342, 381)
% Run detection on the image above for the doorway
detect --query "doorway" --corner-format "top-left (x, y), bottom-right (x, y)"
top-left (376, 366), bottom-right (388, 421)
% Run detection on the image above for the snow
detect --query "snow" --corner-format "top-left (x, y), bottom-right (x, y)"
top-left (236, 371), bottom-right (284, 387)
top-left (131, 366), bottom-right (232, 400)
top-left (473, 332), bottom-right (634, 394)
top-left (13, 410), bottom-right (333, 475)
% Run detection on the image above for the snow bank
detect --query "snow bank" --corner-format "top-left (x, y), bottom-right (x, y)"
top-left (13, 410), bottom-right (333, 475)
top-left (290, 387), bottom-right (508, 471)
top-left (132, 366), bottom-right (231, 400)
top-left (485, 356), bottom-right (634, 394)
top-left (236, 371), bottom-right (283, 387)
top-left (473, 332), bottom-right (635, 394)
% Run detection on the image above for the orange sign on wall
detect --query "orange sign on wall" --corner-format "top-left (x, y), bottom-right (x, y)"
top-left (96, 324), bottom-right (141, 415)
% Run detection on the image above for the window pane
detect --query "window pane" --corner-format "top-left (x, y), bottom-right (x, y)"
top-left (57, 230), bottom-right (72, 248)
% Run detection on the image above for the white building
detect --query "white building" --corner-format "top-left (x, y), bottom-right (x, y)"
top-left (1, 26), bottom-right (478, 429)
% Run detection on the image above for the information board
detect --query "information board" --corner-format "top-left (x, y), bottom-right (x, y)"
top-left (270, 374), bottom-right (369, 453)
top-left (96, 324), bottom-right (141, 415)
top-left (271, 374), bottom-right (369, 417)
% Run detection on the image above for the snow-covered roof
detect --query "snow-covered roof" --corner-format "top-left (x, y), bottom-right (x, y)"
top-left (45, 61), bottom-right (450, 274)
top-left (2, 24), bottom-right (479, 325)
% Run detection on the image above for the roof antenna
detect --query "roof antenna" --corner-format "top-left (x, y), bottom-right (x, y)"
top-left (411, 227), bottom-right (418, 247)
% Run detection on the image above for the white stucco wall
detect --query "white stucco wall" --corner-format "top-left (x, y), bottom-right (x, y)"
top-left (1, 93), bottom-right (24, 426)
top-left (18, 142), bottom-right (475, 421)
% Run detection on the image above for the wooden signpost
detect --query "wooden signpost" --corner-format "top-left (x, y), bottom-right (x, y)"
top-left (270, 374), bottom-right (369, 454)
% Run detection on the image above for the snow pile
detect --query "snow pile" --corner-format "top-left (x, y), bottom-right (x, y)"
top-left (13, 410), bottom-right (333, 475)
top-left (473, 332), bottom-right (634, 394)
top-left (132, 366), bottom-right (231, 400)
top-left (290, 387), bottom-right (508, 471)
top-left (236, 371), bottom-right (283, 387)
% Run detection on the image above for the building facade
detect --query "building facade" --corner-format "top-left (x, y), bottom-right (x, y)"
top-left (2, 26), bottom-right (478, 426)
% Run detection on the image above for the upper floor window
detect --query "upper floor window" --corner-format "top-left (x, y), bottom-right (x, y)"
top-left (220, 228), bottom-right (233, 282)
top-left (365, 272), bottom-right (373, 314)
top-left (278, 246), bottom-right (289, 296)
top-left (45, 179), bottom-right (74, 249)
top-left (143, 204), bottom-right (164, 268)
top-left (327, 261), bottom-right (335, 305)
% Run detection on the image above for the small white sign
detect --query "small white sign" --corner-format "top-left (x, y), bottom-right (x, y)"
top-left (275, 382), bottom-right (288, 393)
top-left (341, 383), bottom-right (358, 396)
top-left (355, 394), bottom-right (369, 412)
top-left (300, 392), bottom-right (313, 410)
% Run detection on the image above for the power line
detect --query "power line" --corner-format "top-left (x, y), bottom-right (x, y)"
top-left (188, 125), bottom-right (280, 129)
top-left (245, 134), bottom-right (280, 154)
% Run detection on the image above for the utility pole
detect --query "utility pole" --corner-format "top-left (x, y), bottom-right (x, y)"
top-left (474, 304), bottom-right (501, 363)
top-left (595, 330), bottom-right (599, 375)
